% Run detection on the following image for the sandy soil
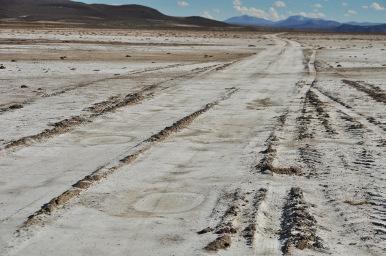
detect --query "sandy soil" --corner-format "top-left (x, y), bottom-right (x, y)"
top-left (0, 28), bottom-right (385, 256)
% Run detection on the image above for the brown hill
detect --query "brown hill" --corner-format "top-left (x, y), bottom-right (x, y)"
top-left (0, 0), bottom-right (229, 28)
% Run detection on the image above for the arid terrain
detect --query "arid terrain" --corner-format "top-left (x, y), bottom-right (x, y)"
top-left (0, 28), bottom-right (385, 256)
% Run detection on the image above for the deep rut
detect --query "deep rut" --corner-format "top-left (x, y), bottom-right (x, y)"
top-left (198, 187), bottom-right (268, 251)
top-left (256, 112), bottom-right (303, 176)
top-left (280, 187), bottom-right (324, 254)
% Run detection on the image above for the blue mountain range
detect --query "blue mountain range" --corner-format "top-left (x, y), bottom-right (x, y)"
top-left (225, 15), bottom-right (386, 33)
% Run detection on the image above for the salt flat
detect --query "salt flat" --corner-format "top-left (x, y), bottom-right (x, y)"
top-left (0, 28), bottom-right (385, 256)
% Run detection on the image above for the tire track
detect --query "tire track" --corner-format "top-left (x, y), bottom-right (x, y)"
top-left (2, 62), bottom-right (233, 152)
top-left (17, 87), bottom-right (239, 232)
top-left (197, 187), bottom-right (268, 251)
top-left (342, 79), bottom-right (386, 105)
top-left (251, 187), bottom-right (285, 256)
top-left (321, 43), bottom-right (385, 122)
top-left (313, 86), bottom-right (386, 133)
top-left (256, 112), bottom-right (303, 176)
top-left (368, 191), bottom-right (386, 244)
top-left (311, 77), bottom-right (386, 133)
top-left (0, 63), bottom-right (188, 115)
top-left (241, 188), bottom-right (268, 246)
top-left (336, 109), bottom-right (386, 249)
top-left (293, 53), bottom-right (328, 177)
top-left (305, 89), bottom-right (337, 136)
top-left (296, 87), bottom-right (314, 141)
top-left (296, 85), bottom-right (335, 176)
top-left (313, 49), bottom-right (386, 132)
top-left (45, 64), bottom-right (187, 98)
top-left (195, 41), bottom-right (310, 251)
top-left (306, 79), bottom-right (386, 253)
top-left (295, 46), bottom-right (386, 254)
top-left (198, 189), bottom-right (244, 251)
top-left (279, 187), bottom-right (324, 255)
top-left (337, 110), bottom-right (365, 140)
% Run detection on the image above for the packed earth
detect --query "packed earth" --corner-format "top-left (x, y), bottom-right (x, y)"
top-left (0, 28), bottom-right (385, 255)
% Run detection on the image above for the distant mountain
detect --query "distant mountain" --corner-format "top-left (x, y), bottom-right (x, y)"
top-left (225, 14), bottom-right (386, 33)
top-left (346, 21), bottom-right (383, 26)
top-left (274, 15), bottom-right (341, 29)
top-left (0, 0), bottom-right (228, 28)
top-left (225, 15), bottom-right (274, 26)
top-left (225, 15), bottom-right (341, 29)
top-left (335, 24), bottom-right (386, 33)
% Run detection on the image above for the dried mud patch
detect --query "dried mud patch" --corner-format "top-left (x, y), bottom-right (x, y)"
top-left (134, 192), bottom-right (205, 214)
top-left (246, 97), bottom-right (273, 110)
top-left (204, 234), bottom-right (232, 251)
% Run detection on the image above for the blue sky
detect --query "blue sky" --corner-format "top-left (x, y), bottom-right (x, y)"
top-left (79, 0), bottom-right (386, 22)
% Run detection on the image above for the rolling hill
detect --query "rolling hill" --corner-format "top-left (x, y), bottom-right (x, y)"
top-left (0, 0), bottom-right (229, 28)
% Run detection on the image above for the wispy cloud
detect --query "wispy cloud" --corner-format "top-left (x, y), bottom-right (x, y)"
top-left (370, 2), bottom-right (385, 11)
top-left (232, 0), bottom-right (283, 21)
top-left (177, 1), bottom-right (189, 8)
top-left (345, 9), bottom-right (357, 16)
top-left (202, 10), bottom-right (214, 19)
top-left (273, 1), bottom-right (286, 8)
top-left (298, 11), bottom-right (326, 19)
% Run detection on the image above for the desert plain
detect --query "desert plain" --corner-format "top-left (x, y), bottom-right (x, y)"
top-left (0, 27), bottom-right (385, 255)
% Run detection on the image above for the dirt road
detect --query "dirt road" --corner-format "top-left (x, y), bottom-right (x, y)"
top-left (0, 30), bottom-right (385, 255)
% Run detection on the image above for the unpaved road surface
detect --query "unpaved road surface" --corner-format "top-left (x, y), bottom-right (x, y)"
top-left (0, 29), bottom-right (385, 256)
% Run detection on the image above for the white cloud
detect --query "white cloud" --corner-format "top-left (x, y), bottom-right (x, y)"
top-left (177, 1), bottom-right (189, 8)
top-left (274, 1), bottom-right (286, 8)
top-left (269, 7), bottom-right (280, 20)
top-left (370, 2), bottom-right (385, 11)
top-left (202, 11), bottom-right (214, 19)
top-left (345, 9), bottom-right (357, 16)
top-left (342, 2), bottom-right (348, 7)
top-left (298, 11), bottom-right (326, 19)
top-left (362, 5), bottom-right (369, 9)
top-left (232, 0), bottom-right (331, 21)
top-left (232, 0), bottom-right (284, 21)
